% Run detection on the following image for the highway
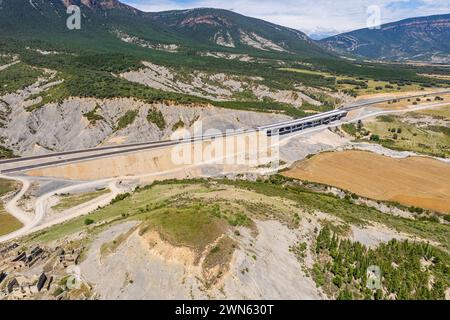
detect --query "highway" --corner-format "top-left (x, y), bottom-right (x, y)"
top-left (0, 94), bottom-right (448, 243)
top-left (1, 89), bottom-right (449, 174)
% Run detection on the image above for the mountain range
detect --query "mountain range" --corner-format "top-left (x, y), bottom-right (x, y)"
top-left (2, 0), bottom-right (449, 63)
top-left (0, 0), bottom-right (327, 58)
top-left (320, 14), bottom-right (450, 63)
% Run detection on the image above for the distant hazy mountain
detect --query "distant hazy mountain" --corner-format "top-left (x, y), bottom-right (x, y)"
top-left (320, 14), bottom-right (450, 63)
top-left (308, 30), bottom-right (341, 41)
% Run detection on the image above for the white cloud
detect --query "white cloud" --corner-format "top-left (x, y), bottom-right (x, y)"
top-left (124, 0), bottom-right (450, 35)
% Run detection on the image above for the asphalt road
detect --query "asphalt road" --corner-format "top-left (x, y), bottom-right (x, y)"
top-left (1, 89), bottom-right (449, 174)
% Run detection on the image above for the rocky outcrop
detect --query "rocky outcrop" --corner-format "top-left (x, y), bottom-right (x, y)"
top-left (121, 61), bottom-right (323, 107)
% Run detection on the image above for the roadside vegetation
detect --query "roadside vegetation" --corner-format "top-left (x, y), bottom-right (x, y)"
top-left (415, 105), bottom-right (450, 120)
top-left (52, 189), bottom-right (110, 212)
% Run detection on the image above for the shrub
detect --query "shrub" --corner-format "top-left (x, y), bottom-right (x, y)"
top-left (116, 110), bottom-right (138, 131)
top-left (110, 192), bottom-right (131, 204)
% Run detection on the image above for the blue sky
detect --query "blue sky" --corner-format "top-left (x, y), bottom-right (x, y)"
top-left (123, 0), bottom-right (450, 37)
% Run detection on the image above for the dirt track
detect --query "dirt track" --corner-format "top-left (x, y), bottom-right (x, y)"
top-left (283, 150), bottom-right (450, 214)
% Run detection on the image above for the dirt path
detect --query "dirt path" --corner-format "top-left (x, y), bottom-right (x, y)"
top-left (0, 175), bottom-right (32, 225)
top-left (31, 181), bottom-right (122, 233)
top-left (0, 60), bottom-right (20, 71)
top-left (0, 179), bottom-right (124, 243)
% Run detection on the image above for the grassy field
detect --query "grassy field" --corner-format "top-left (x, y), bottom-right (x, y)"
top-left (52, 189), bottom-right (110, 212)
top-left (363, 115), bottom-right (450, 158)
top-left (0, 178), bottom-right (22, 236)
top-left (0, 206), bottom-right (23, 237)
top-left (116, 110), bottom-right (138, 131)
top-left (0, 178), bottom-right (18, 196)
top-left (226, 178), bottom-right (449, 247)
top-left (139, 205), bottom-right (227, 253)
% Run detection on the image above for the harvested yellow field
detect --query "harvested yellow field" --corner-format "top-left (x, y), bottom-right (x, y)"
top-left (283, 151), bottom-right (450, 213)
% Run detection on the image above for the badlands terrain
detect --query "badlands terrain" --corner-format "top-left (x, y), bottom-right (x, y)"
top-left (0, 0), bottom-right (449, 301)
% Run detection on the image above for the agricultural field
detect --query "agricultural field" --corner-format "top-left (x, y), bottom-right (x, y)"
top-left (0, 206), bottom-right (22, 237)
top-left (0, 178), bottom-right (22, 236)
top-left (282, 150), bottom-right (450, 214)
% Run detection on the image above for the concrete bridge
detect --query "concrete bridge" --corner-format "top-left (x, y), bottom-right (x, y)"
top-left (259, 109), bottom-right (348, 136)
